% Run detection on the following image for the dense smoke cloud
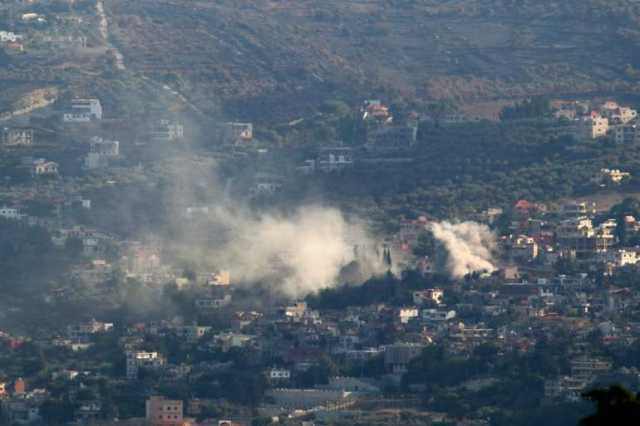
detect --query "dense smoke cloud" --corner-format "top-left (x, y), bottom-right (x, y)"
top-left (429, 221), bottom-right (497, 278)
top-left (200, 205), bottom-right (385, 297)
top-left (155, 157), bottom-right (387, 297)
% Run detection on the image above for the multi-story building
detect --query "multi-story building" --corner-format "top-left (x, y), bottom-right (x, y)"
top-left (2, 128), bottom-right (33, 146)
top-left (398, 307), bottom-right (419, 324)
top-left (612, 123), bottom-right (639, 144)
top-left (145, 396), bottom-right (184, 426)
top-left (66, 319), bottom-right (114, 342)
top-left (268, 368), bottom-right (291, 381)
top-left (384, 343), bottom-right (425, 374)
top-left (413, 288), bottom-right (444, 306)
top-left (174, 325), bottom-right (211, 343)
top-left (85, 137), bottom-right (120, 169)
top-left (585, 114), bottom-right (609, 139)
top-left (150, 119), bottom-right (185, 143)
top-left (556, 217), bottom-right (616, 259)
top-left (570, 357), bottom-right (612, 382)
top-left (0, 206), bottom-right (21, 220)
top-left (126, 351), bottom-right (166, 379)
top-left (367, 126), bottom-right (417, 151)
top-left (63, 99), bottom-right (103, 122)
top-left (511, 235), bottom-right (539, 261)
top-left (317, 147), bottom-right (353, 172)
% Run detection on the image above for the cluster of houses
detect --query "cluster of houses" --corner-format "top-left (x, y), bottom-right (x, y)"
top-left (296, 99), bottom-right (420, 175)
top-left (554, 100), bottom-right (640, 143)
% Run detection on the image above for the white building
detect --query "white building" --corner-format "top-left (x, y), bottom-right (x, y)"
top-left (150, 119), bottom-right (184, 142)
top-left (89, 136), bottom-right (119, 156)
top-left (0, 206), bottom-right (21, 220)
top-left (32, 158), bottom-right (58, 176)
top-left (0, 31), bottom-right (22, 43)
top-left (596, 168), bottom-right (631, 186)
top-left (422, 309), bottom-right (457, 322)
top-left (85, 137), bottom-right (120, 169)
top-left (2, 128), bottom-right (34, 146)
top-left (268, 368), bottom-right (291, 381)
top-left (126, 351), bottom-right (166, 379)
top-left (398, 307), bottom-right (419, 324)
top-left (63, 99), bottom-right (103, 122)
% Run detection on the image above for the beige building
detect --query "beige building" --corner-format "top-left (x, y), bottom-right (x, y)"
top-left (146, 396), bottom-right (184, 426)
top-left (556, 217), bottom-right (616, 259)
top-left (596, 168), bottom-right (631, 186)
top-left (587, 115), bottom-right (609, 139)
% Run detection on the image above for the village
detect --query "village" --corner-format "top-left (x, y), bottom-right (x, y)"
top-left (0, 91), bottom-right (639, 425)
top-left (2, 0), bottom-right (640, 425)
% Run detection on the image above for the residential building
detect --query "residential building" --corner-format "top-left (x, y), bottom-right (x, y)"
top-left (511, 235), bottom-right (539, 261)
top-left (612, 249), bottom-right (638, 267)
top-left (422, 309), bottom-right (457, 322)
top-left (89, 136), bottom-right (119, 156)
top-left (413, 288), bottom-right (444, 306)
top-left (570, 357), bottom-right (612, 382)
top-left (367, 126), bottom-right (417, 151)
top-left (595, 168), bottom-right (631, 186)
top-left (0, 31), bottom-right (22, 43)
top-left (317, 147), bottom-right (353, 172)
top-left (562, 201), bottom-right (597, 219)
top-left (384, 343), bottom-right (425, 374)
top-left (556, 217), bottom-right (615, 258)
top-left (195, 295), bottom-right (232, 310)
top-left (126, 351), bottom-right (166, 379)
top-left (31, 158), bottom-right (58, 176)
top-left (174, 325), bottom-right (211, 342)
top-left (66, 319), bottom-right (114, 341)
top-left (85, 136), bottom-right (120, 169)
top-left (398, 307), bottom-right (419, 324)
top-left (63, 99), bottom-right (103, 122)
top-left (1, 398), bottom-right (41, 425)
top-left (203, 270), bottom-right (231, 286)
top-left (612, 123), bottom-right (639, 144)
top-left (265, 388), bottom-right (354, 411)
top-left (575, 114), bottom-right (609, 139)
top-left (2, 128), bottom-right (33, 146)
top-left (268, 368), bottom-right (291, 381)
top-left (0, 206), bottom-right (21, 220)
top-left (150, 119), bottom-right (185, 142)
top-left (219, 122), bottom-right (253, 144)
top-left (362, 100), bottom-right (393, 123)
top-left (146, 396), bottom-right (184, 426)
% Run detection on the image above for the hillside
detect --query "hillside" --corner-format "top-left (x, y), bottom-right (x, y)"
top-left (105, 0), bottom-right (640, 121)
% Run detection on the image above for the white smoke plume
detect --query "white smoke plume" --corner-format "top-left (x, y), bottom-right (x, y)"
top-left (135, 156), bottom-right (389, 298)
top-left (429, 221), bottom-right (497, 278)
top-left (207, 205), bottom-right (384, 297)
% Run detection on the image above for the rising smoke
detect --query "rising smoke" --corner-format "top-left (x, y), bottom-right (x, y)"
top-left (429, 221), bottom-right (497, 278)
top-left (204, 205), bottom-right (386, 297)
top-left (154, 157), bottom-right (389, 298)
